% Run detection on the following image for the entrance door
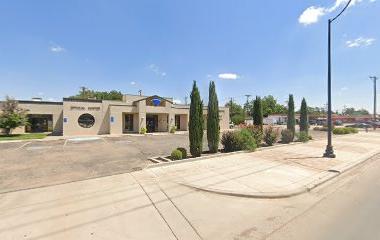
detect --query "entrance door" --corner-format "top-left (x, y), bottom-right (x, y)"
top-left (124, 114), bottom-right (134, 132)
top-left (26, 114), bottom-right (53, 133)
top-left (175, 115), bottom-right (180, 130)
top-left (146, 115), bottom-right (158, 133)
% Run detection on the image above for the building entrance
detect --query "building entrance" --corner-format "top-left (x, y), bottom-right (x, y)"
top-left (146, 115), bottom-right (158, 133)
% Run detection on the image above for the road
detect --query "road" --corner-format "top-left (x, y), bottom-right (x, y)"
top-left (267, 154), bottom-right (380, 240)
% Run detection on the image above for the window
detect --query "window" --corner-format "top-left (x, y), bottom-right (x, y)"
top-left (78, 113), bottom-right (95, 128)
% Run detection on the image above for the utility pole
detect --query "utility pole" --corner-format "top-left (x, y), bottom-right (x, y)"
top-left (370, 76), bottom-right (378, 123)
top-left (138, 90), bottom-right (142, 96)
top-left (245, 94), bottom-right (252, 116)
top-left (185, 96), bottom-right (188, 105)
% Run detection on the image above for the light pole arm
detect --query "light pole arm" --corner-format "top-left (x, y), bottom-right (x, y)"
top-left (331, 0), bottom-right (352, 22)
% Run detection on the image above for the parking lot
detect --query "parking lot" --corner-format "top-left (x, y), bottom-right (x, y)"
top-left (0, 134), bottom-right (198, 193)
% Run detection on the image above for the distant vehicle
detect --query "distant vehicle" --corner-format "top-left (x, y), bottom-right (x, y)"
top-left (229, 123), bottom-right (234, 129)
top-left (316, 119), bottom-right (326, 126)
top-left (346, 123), bottom-right (372, 128)
top-left (309, 120), bottom-right (317, 125)
top-left (334, 120), bottom-right (343, 126)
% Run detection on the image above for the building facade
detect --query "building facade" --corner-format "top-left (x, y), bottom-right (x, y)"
top-left (2, 94), bottom-right (230, 136)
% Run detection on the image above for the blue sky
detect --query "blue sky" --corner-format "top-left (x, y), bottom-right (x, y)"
top-left (0, 0), bottom-right (379, 112)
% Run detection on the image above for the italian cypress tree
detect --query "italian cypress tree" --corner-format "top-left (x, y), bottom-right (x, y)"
top-left (207, 81), bottom-right (220, 153)
top-left (253, 96), bottom-right (263, 129)
top-left (287, 94), bottom-right (296, 137)
top-left (189, 81), bottom-right (204, 157)
top-left (299, 98), bottom-right (309, 134)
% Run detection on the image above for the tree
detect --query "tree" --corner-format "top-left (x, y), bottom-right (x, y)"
top-left (70, 87), bottom-right (123, 101)
top-left (225, 101), bottom-right (245, 125)
top-left (299, 98), bottom-right (309, 134)
top-left (189, 81), bottom-right (204, 157)
top-left (287, 94), bottom-right (295, 138)
top-left (0, 96), bottom-right (29, 135)
top-left (253, 96), bottom-right (263, 129)
top-left (246, 95), bottom-right (287, 117)
top-left (342, 107), bottom-right (370, 116)
top-left (207, 81), bottom-right (220, 153)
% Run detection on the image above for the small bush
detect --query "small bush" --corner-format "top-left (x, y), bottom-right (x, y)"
top-left (281, 129), bottom-right (294, 143)
top-left (140, 127), bottom-right (147, 134)
top-left (221, 130), bottom-right (257, 152)
top-left (264, 126), bottom-right (279, 146)
top-left (170, 126), bottom-right (177, 133)
top-left (171, 149), bottom-right (183, 160)
top-left (333, 127), bottom-right (358, 135)
top-left (221, 131), bottom-right (241, 152)
top-left (297, 131), bottom-right (309, 142)
top-left (238, 129), bottom-right (257, 151)
top-left (244, 125), bottom-right (263, 147)
top-left (176, 147), bottom-right (188, 158)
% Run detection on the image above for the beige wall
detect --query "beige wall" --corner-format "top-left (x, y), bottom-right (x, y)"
top-left (7, 102), bottom-right (63, 135)
top-left (1, 96), bottom-right (230, 136)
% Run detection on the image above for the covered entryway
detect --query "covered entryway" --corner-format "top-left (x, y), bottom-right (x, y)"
top-left (26, 114), bottom-right (53, 133)
top-left (175, 114), bottom-right (188, 131)
top-left (146, 114), bottom-right (158, 133)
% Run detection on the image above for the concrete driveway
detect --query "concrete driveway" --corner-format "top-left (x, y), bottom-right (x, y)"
top-left (0, 134), bottom-right (194, 193)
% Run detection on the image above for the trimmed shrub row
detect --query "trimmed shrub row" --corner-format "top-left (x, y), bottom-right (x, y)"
top-left (333, 127), bottom-right (358, 135)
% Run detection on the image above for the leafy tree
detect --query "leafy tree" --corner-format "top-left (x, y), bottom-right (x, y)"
top-left (71, 87), bottom-right (123, 100)
top-left (253, 96), bottom-right (263, 129)
top-left (299, 98), bottom-right (309, 134)
top-left (189, 81), bottom-right (204, 157)
top-left (287, 94), bottom-right (296, 138)
top-left (207, 81), bottom-right (220, 153)
top-left (0, 96), bottom-right (29, 135)
top-left (225, 101), bottom-right (245, 125)
top-left (246, 95), bottom-right (287, 117)
top-left (342, 107), bottom-right (370, 116)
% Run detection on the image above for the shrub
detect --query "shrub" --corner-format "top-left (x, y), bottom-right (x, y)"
top-left (221, 131), bottom-right (241, 152)
top-left (189, 81), bottom-right (204, 157)
top-left (221, 130), bottom-right (257, 152)
top-left (171, 149), bottom-right (183, 160)
top-left (287, 94), bottom-right (296, 135)
top-left (176, 147), bottom-right (188, 158)
top-left (244, 125), bottom-right (263, 147)
top-left (207, 81), bottom-right (220, 153)
top-left (299, 98), bottom-right (309, 134)
top-left (140, 127), bottom-right (147, 134)
top-left (333, 127), bottom-right (358, 135)
top-left (297, 131), bottom-right (309, 142)
top-left (263, 126), bottom-right (279, 146)
top-left (238, 129), bottom-right (257, 151)
top-left (170, 126), bottom-right (177, 133)
top-left (281, 129), bottom-right (294, 143)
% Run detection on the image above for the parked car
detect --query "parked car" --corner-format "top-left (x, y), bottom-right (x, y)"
top-left (334, 120), bottom-right (343, 126)
top-left (346, 123), bottom-right (372, 128)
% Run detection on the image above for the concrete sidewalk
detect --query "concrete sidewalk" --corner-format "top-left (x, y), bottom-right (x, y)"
top-left (147, 132), bottom-right (380, 198)
top-left (1, 132), bottom-right (379, 240)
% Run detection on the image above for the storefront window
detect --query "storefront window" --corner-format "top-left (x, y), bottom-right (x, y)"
top-left (78, 114), bottom-right (95, 128)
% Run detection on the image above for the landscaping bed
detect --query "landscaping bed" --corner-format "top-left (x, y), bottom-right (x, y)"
top-left (0, 133), bottom-right (48, 141)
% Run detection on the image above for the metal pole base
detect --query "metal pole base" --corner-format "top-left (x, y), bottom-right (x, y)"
top-left (323, 145), bottom-right (336, 158)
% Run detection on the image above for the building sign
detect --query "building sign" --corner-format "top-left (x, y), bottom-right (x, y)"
top-left (70, 106), bottom-right (101, 111)
top-left (63, 117), bottom-right (68, 123)
top-left (152, 98), bottom-right (161, 106)
top-left (110, 116), bottom-right (114, 123)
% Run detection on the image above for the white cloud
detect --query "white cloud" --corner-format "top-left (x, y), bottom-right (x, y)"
top-left (173, 99), bottom-right (182, 104)
top-left (299, 6), bottom-right (326, 25)
top-left (50, 45), bottom-right (65, 53)
top-left (218, 73), bottom-right (239, 80)
top-left (148, 64), bottom-right (167, 77)
top-left (346, 37), bottom-right (376, 47)
top-left (299, 0), bottom-right (371, 26)
top-left (130, 81), bottom-right (136, 85)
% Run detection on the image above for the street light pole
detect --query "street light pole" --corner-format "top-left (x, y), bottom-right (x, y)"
top-left (323, 0), bottom-right (352, 158)
top-left (370, 76), bottom-right (378, 123)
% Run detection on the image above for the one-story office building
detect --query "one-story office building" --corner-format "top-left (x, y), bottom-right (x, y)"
top-left (3, 94), bottom-right (230, 136)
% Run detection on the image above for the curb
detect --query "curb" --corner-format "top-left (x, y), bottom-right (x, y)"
top-left (146, 141), bottom-right (308, 169)
top-left (177, 150), bottom-right (380, 199)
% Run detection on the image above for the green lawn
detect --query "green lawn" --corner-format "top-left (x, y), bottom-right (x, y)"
top-left (0, 133), bottom-right (48, 141)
